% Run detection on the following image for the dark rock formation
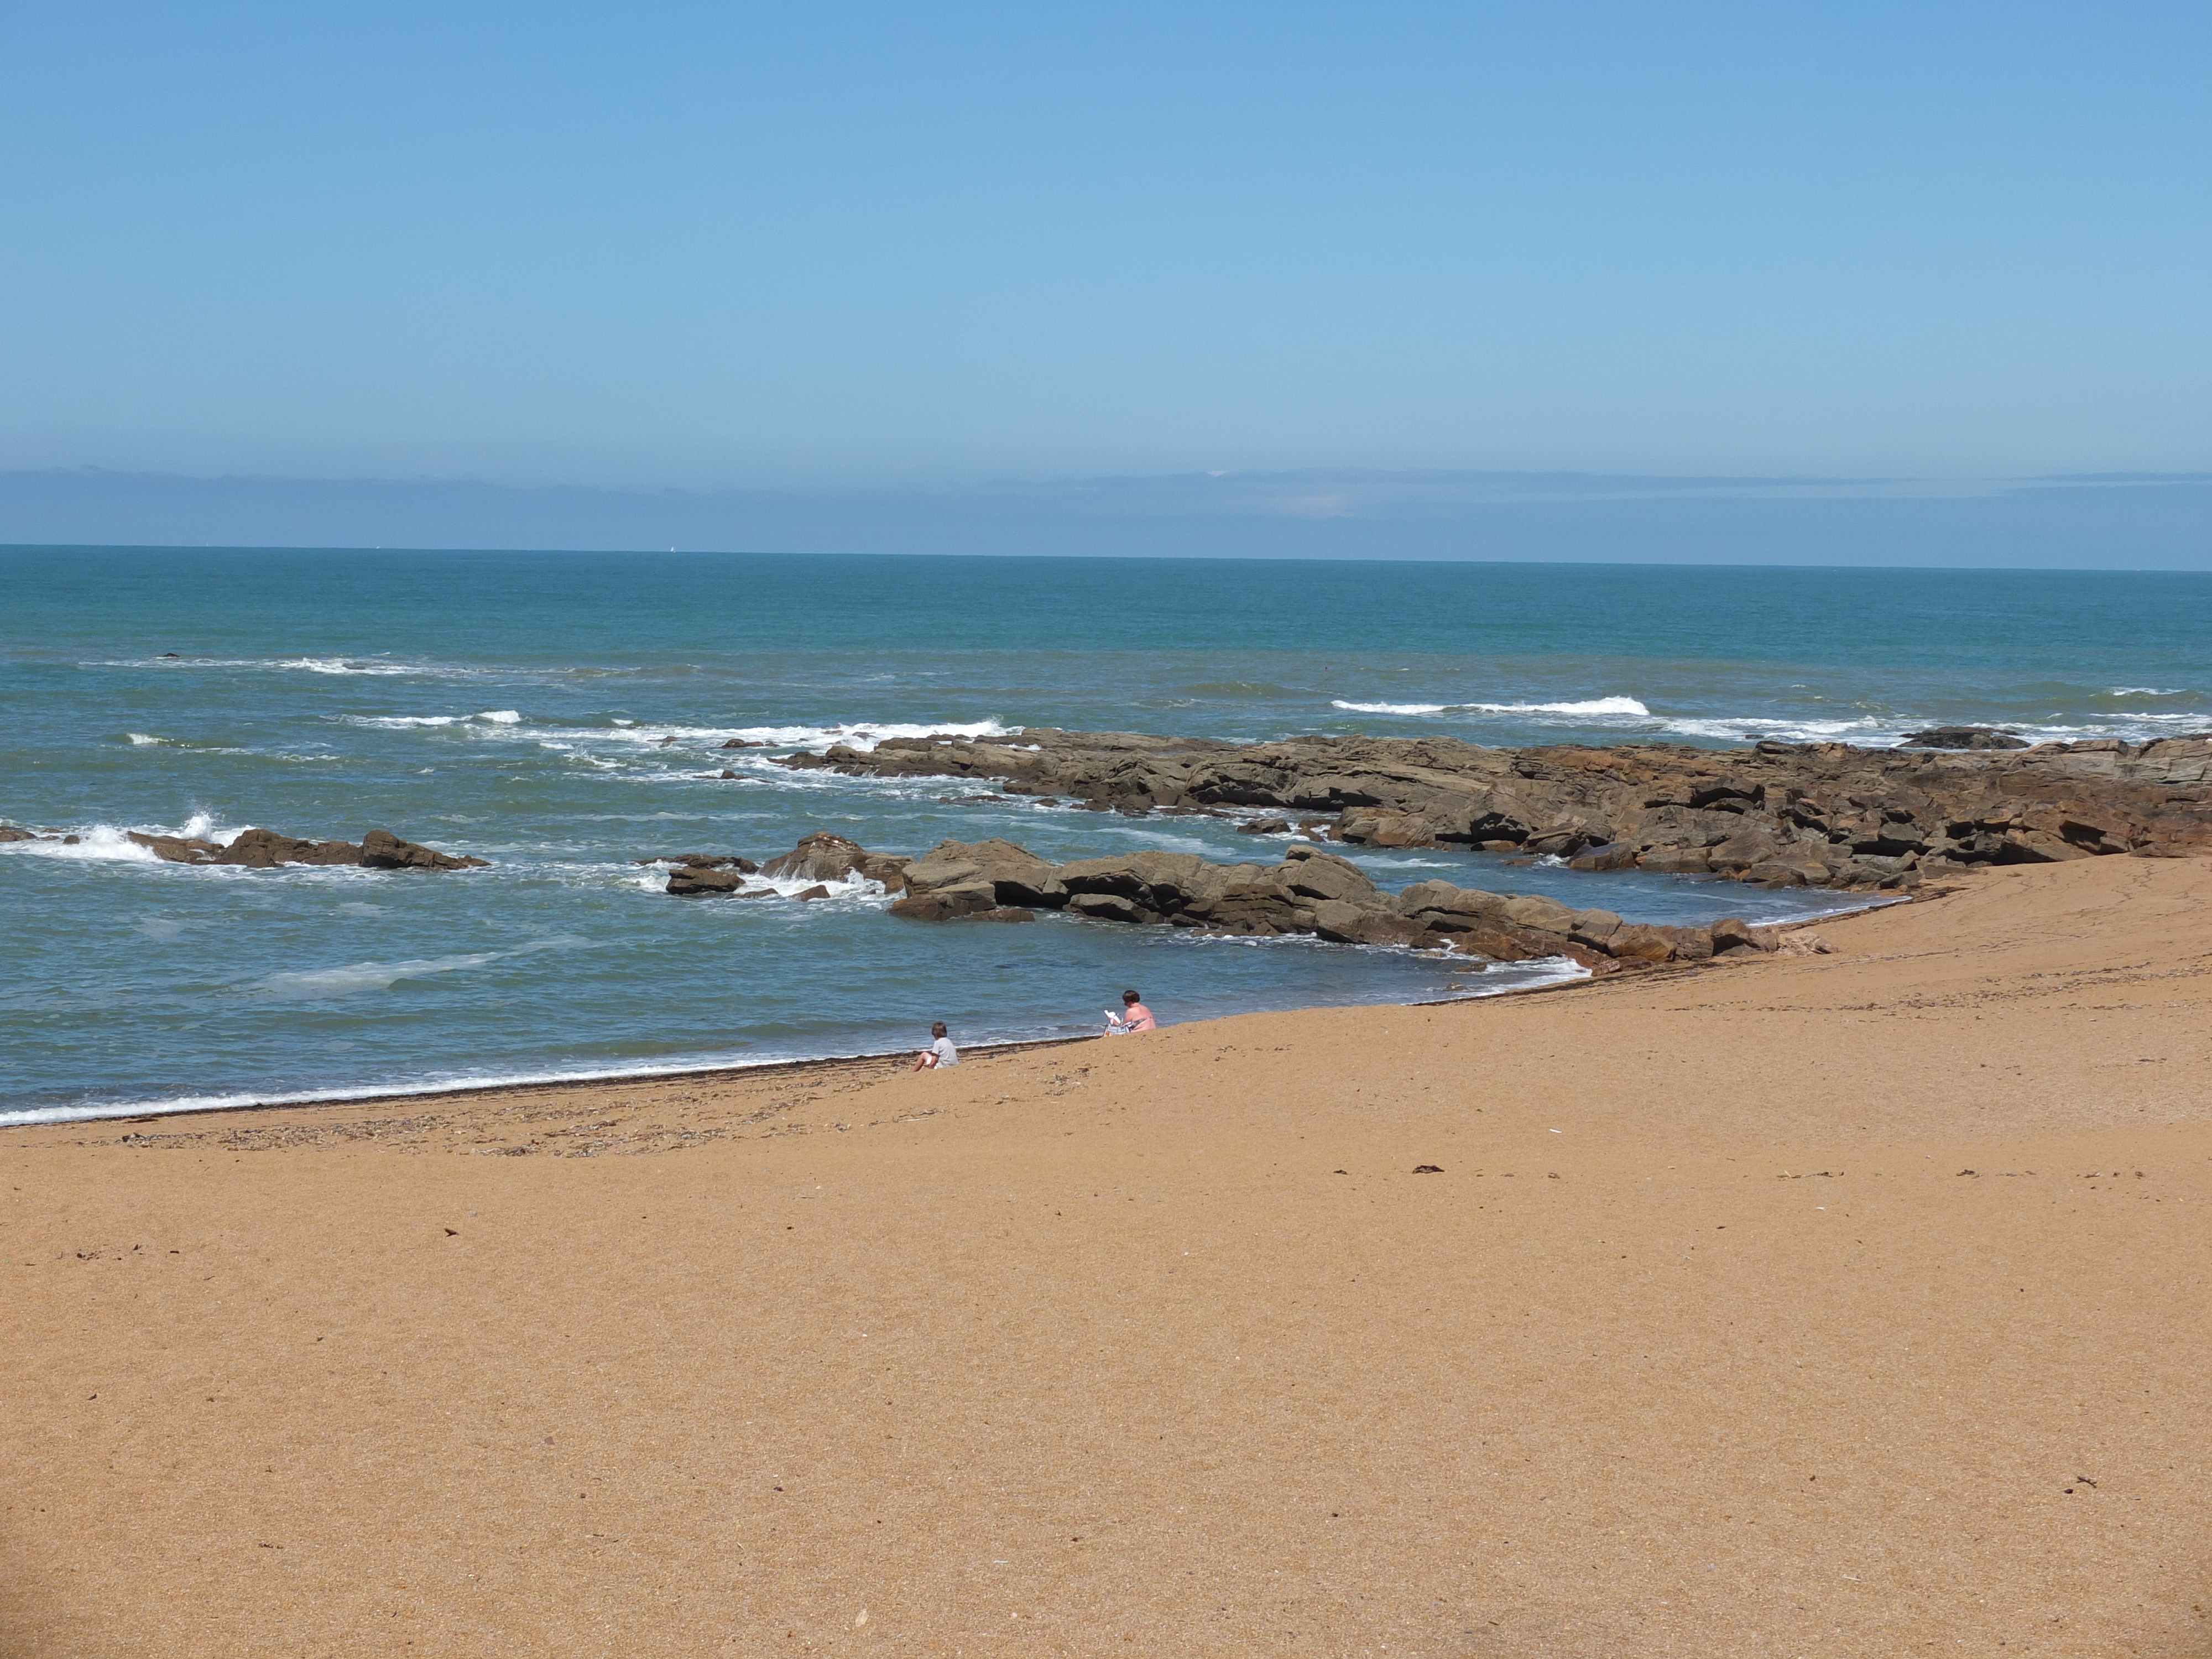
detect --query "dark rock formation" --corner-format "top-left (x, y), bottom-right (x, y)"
top-left (779, 728), bottom-right (2212, 888)
top-left (1899, 727), bottom-right (2030, 750)
top-left (664, 833), bottom-right (911, 897)
top-left (122, 827), bottom-right (487, 870)
top-left (0, 825), bottom-right (35, 843)
top-left (883, 836), bottom-right (1768, 968)
top-left (666, 863), bottom-right (751, 897)
top-left (357, 829), bottom-right (488, 871)
top-left (759, 831), bottom-right (913, 892)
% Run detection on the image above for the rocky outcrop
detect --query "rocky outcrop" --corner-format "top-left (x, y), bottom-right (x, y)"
top-left (885, 836), bottom-right (1788, 969)
top-left (1900, 727), bottom-right (2030, 750)
top-left (759, 831), bottom-right (913, 892)
top-left (123, 827), bottom-right (487, 870)
top-left (780, 728), bottom-right (2212, 888)
top-left (665, 862), bottom-right (754, 897)
top-left (660, 834), bottom-right (911, 898)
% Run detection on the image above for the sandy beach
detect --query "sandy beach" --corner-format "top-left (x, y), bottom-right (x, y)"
top-left (6, 853), bottom-right (2208, 1657)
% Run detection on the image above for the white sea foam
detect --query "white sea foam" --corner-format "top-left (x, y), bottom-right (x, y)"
top-left (605, 718), bottom-right (1014, 751)
top-left (0, 813), bottom-right (231, 861)
top-left (251, 935), bottom-right (585, 1001)
top-left (126, 732), bottom-right (162, 745)
top-left (92, 654), bottom-right (447, 677)
top-left (254, 952), bottom-right (506, 999)
top-left (339, 709), bottom-right (526, 729)
top-left (275, 656), bottom-right (422, 676)
top-left (2106, 687), bottom-right (2190, 697)
top-left (1331, 696), bottom-right (1652, 719)
top-left (0, 813), bottom-right (243, 864)
top-left (331, 714), bottom-right (1010, 754)
top-left (0, 1047), bottom-right (898, 1129)
top-left (0, 824), bottom-right (163, 863)
top-left (1661, 716), bottom-right (1888, 743)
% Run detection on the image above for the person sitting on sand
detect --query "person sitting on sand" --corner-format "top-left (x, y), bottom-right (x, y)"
top-left (911, 1022), bottom-right (960, 1070)
top-left (1105, 989), bottom-right (1157, 1034)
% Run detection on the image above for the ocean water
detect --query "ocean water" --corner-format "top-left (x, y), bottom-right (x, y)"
top-left (4, 548), bottom-right (2207, 1125)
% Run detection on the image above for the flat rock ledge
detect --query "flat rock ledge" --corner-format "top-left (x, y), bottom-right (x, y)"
top-left (885, 837), bottom-right (1824, 971)
top-left (111, 826), bottom-right (488, 870)
top-left (780, 728), bottom-right (2212, 889)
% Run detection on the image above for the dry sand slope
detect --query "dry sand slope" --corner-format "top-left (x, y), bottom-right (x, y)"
top-left (5, 855), bottom-right (2209, 1658)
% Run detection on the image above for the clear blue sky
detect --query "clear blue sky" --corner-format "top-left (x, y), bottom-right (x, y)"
top-left (2, 2), bottom-right (2206, 490)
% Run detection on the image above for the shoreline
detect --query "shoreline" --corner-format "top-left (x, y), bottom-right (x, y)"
top-left (8, 851), bottom-right (2207, 1655)
top-left (6, 908), bottom-right (1870, 1140)
top-left (13, 892), bottom-right (1881, 1131)
top-left (2, 958), bottom-right (1615, 1134)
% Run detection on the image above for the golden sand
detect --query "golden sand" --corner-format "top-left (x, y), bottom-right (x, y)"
top-left (6, 854), bottom-right (2208, 1656)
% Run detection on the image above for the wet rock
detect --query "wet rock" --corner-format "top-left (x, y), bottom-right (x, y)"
top-left (791, 884), bottom-right (833, 901)
top-left (1067, 892), bottom-right (1153, 924)
top-left (759, 831), bottom-right (911, 891)
top-left (126, 831), bottom-right (223, 863)
top-left (121, 826), bottom-right (484, 871)
top-left (1238, 818), bottom-right (1291, 835)
top-left (357, 829), bottom-right (489, 871)
top-left (1567, 842), bottom-right (1638, 872)
top-left (0, 825), bottom-right (35, 843)
top-left (720, 738), bottom-right (767, 749)
top-left (889, 878), bottom-right (999, 920)
top-left (760, 832), bottom-right (868, 884)
top-left (1900, 726), bottom-right (2030, 750)
top-left (964, 906), bottom-right (1037, 923)
top-left (667, 864), bottom-right (750, 896)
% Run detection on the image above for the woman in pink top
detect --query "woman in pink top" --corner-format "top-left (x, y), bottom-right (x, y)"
top-left (1108, 989), bottom-right (1157, 1033)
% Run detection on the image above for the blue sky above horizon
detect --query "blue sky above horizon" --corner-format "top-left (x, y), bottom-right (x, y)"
top-left (2, 3), bottom-right (2207, 499)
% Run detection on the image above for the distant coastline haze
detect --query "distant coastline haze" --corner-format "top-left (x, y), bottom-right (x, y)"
top-left (2, 2), bottom-right (2206, 558)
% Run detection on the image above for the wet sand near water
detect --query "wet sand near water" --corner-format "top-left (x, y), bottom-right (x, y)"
top-left (5, 854), bottom-right (2209, 1656)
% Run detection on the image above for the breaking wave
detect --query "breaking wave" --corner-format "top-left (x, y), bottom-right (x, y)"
top-left (1332, 696), bottom-right (1653, 718)
top-left (0, 812), bottom-right (235, 864)
top-left (340, 709), bottom-right (524, 729)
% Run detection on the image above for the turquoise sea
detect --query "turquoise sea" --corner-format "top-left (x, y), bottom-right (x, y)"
top-left (4, 548), bottom-right (2208, 1124)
